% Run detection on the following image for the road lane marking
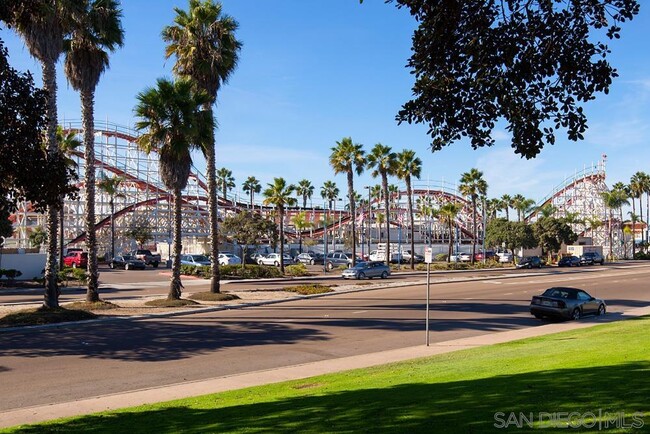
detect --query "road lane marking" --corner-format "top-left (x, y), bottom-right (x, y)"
top-left (352, 310), bottom-right (368, 314)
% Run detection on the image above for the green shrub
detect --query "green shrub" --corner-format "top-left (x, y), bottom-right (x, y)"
top-left (58, 267), bottom-right (87, 286)
top-left (0, 269), bottom-right (22, 280)
top-left (285, 263), bottom-right (309, 277)
top-left (220, 265), bottom-right (282, 279)
top-left (434, 253), bottom-right (448, 262)
top-left (180, 264), bottom-right (201, 276)
top-left (284, 284), bottom-right (333, 295)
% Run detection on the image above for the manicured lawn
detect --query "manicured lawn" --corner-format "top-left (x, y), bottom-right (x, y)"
top-left (4, 317), bottom-right (650, 433)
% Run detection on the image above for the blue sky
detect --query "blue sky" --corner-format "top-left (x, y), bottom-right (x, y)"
top-left (2, 1), bottom-right (649, 206)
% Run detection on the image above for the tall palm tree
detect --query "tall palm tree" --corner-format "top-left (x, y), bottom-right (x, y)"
top-left (163, 0), bottom-right (242, 294)
top-left (10, 0), bottom-right (79, 307)
top-left (367, 144), bottom-right (397, 266)
top-left (459, 168), bottom-right (488, 264)
top-left (395, 149), bottom-right (422, 269)
top-left (97, 174), bottom-right (124, 261)
top-left (537, 203), bottom-right (557, 218)
top-left (641, 172), bottom-right (650, 251)
top-left (296, 179), bottom-right (315, 209)
top-left (600, 189), bottom-right (629, 260)
top-left (216, 167), bottom-right (235, 203)
top-left (500, 194), bottom-right (512, 220)
top-left (134, 78), bottom-right (212, 300)
top-left (64, 0), bottom-right (124, 302)
top-left (320, 181), bottom-right (339, 210)
top-left (330, 137), bottom-right (365, 266)
top-left (439, 202), bottom-right (462, 262)
top-left (242, 176), bottom-right (261, 208)
top-left (263, 178), bottom-right (296, 273)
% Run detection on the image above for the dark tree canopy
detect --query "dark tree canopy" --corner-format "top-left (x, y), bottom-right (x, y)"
top-left (0, 38), bottom-right (77, 216)
top-left (485, 218), bottom-right (536, 252)
top-left (393, 0), bottom-right (640, 158)
top-left (532, 216), bottom-right (578, 254)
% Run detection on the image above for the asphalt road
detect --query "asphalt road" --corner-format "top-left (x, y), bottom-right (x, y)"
top-left (1, 263), bottom-right (649, 412)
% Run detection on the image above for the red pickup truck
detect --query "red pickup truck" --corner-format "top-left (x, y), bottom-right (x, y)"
top-left (63, 251), bottom-right (88, 269)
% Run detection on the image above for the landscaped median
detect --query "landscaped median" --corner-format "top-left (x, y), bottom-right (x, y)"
top-left (3, 317), bottom-right (648, 433)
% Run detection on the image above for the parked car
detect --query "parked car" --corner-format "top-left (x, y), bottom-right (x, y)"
top-left (324, 251), bottom-right (361, 270)
top-left (258, 253), bottom-right (293, 266)
top-left (516, 256), bottom-right (543, 269)
top-left (218, 253), bottom-right (241, 266)
top-left (474, 251), bottom-right (496, 261)
top-left (63, 251), bottom-right (88, 269)
top-left (129, 249), bottom-right (161, 268)
top-left (294, 252), bottom-right (324, 265)
top-left (393, 250), bottom-right (425, 264)
top-left (530, 287), bottom-right (606, 320)
top-left (109, 254), bottom-right (146, 270)
top-left (180, 254), bottom-right (211, 267)
top-left (580, 251), bottom-right (605, 266)
top-left (496, 251), bottom-right (513, 263)
top-left (457, 252), bottom-right (472, 262)
top-left (558, 255), bottom-right (581, 267)
top-left (342, 261), bottom-right (391, 280)
top-left (246, 253), bottom-right (266, 264)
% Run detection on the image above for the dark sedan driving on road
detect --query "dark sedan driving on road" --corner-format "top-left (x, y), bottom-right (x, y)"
top-left (342, 261), bottom-right (390, 279)
top-left (530, 287), bottom-right (606, 320)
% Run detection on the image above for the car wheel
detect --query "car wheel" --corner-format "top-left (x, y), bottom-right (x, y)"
top-left (597, 304), bottom-right (606, 316)
top-left (358, 272), bottom-right (366, 280)
top-left (72, 262), bottom-right (77, 269)
top-left (571, 308), bottom-right (581, 321)
top-left (381, 271), bottom-right (388, 279)
top-left (538, 264), bottom-right (542, 269)
top-left (600, 260), bottom-right (605, 265)
top-left (527, 264), bottom-right (532, 269)
top-left (152, 262), bottom-right (159, 268)
top-left (534, 314), bottom-right (544, 319)
top-left (310, 259), bottom-right (314, 265)
top-left (109, 263), bottom-right (114, 269)
top-left (258, 260), bottom-right (263, 265)
top-left (274, 261), bottom-right (279, 267)
top-left (125, 263), bottom-right (130, 271)
top-left (327, 262), bottom-right (333, 271)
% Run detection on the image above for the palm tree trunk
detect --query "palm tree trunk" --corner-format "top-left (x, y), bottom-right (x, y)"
top-left (169, 187), bottom-right (183, 300)
top-left (447, 220), bottom-right (453, 262)
top-left (406, 178), bottom-right (415, 269)
top-left (471, 197), bottom-right (477, 264)
top-left (279, 207), bottom-right (285, 274)
top-left (382, 173), bottom-right (390, 266)
top-left (110, 199), bottom-right (115, 260)
top-left (205, 132), bottom-right (221, 293)
top-left (59, 204), bottom-right (65, 267)
top-left (640, 194), bottom-right (644, 252)
top-left (347, 170), bottom-right (357, 266)
top-left (82, 90), bottom-right (100, 302)
top-left (42, 60), bottom-right (60, 308)
top-left (632, 199), bottom-right (636, 258)
top-left (608, 210), bottom-right (613, 260)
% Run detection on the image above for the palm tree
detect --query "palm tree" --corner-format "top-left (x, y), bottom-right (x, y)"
top-left (263, 178), bottom-right (296, 273)
top-left (291, 211), bottom-right (311, 254)
top-left (97, 174), bottom-right (124, 261)
top-left (216, 167), bottom-right (235, 203)
top-left (630, 172), bottom-right (646, 253)
top-left (320, 180), bottom-right (339, 210)
top-left (600, 189), bottom-right (629, 260)
top-left (330, 137), bottom-right (365, 266)
top-left (64, 0), bottom-right (124, 302)
top-left (134, 78), bottom-right (213, 300)
top-left (296, 179), bottom-right (315, 209)
top-left (641, 172), bottom-right (650, 251)
top-left (367, 144), bottom-right (397, 266)
top-left (395, 149), bottom-right (422, 269)
top-left (537, 203), bottom-right (557, 218)
top-left (500, 194), bottom-right (512, 220)
top-left (11, 0), bottom-right (79, 307)
top-left (628, 211), bottom-right (639, 258)
top-left (163, 0), bottom-right (242, 294)
top-left (242, 176), bottom-right (261, 208)
top-left (439, 202), bottom-right (462, 262)
top-left (459, 169), bottom-right (488, 264)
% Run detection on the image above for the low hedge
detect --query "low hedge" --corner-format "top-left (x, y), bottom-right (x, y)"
top-left (285, 263), bottom-right (310, 277)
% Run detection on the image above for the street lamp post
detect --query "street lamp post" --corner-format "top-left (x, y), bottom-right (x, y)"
top-left (323, 201), bottom-right (328, 272)
top-left (365, 186), bottom-right (371, 256)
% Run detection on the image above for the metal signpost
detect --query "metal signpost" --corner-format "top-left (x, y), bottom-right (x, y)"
top-left (424, 246), bottom-right (433, 346)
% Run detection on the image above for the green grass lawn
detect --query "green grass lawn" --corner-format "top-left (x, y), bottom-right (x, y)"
top-left (4, 317), bottom-right (650, 433)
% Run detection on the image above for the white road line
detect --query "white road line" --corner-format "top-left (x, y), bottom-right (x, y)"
top-left (352, 310), bottom-right (368, 314)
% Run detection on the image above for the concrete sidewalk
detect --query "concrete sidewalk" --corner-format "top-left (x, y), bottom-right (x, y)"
top-left (2, 305), bottom-right (648, 429)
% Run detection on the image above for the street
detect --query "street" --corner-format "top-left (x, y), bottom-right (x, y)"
top-left (1, 263), bottom-right (649, 413)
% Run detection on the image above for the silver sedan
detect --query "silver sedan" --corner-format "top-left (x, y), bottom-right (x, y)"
top-left (342, 261), bottom-right (391, 280)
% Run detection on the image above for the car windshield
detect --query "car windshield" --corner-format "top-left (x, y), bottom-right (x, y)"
top-left (192, 255), bottom-right (209, 262)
